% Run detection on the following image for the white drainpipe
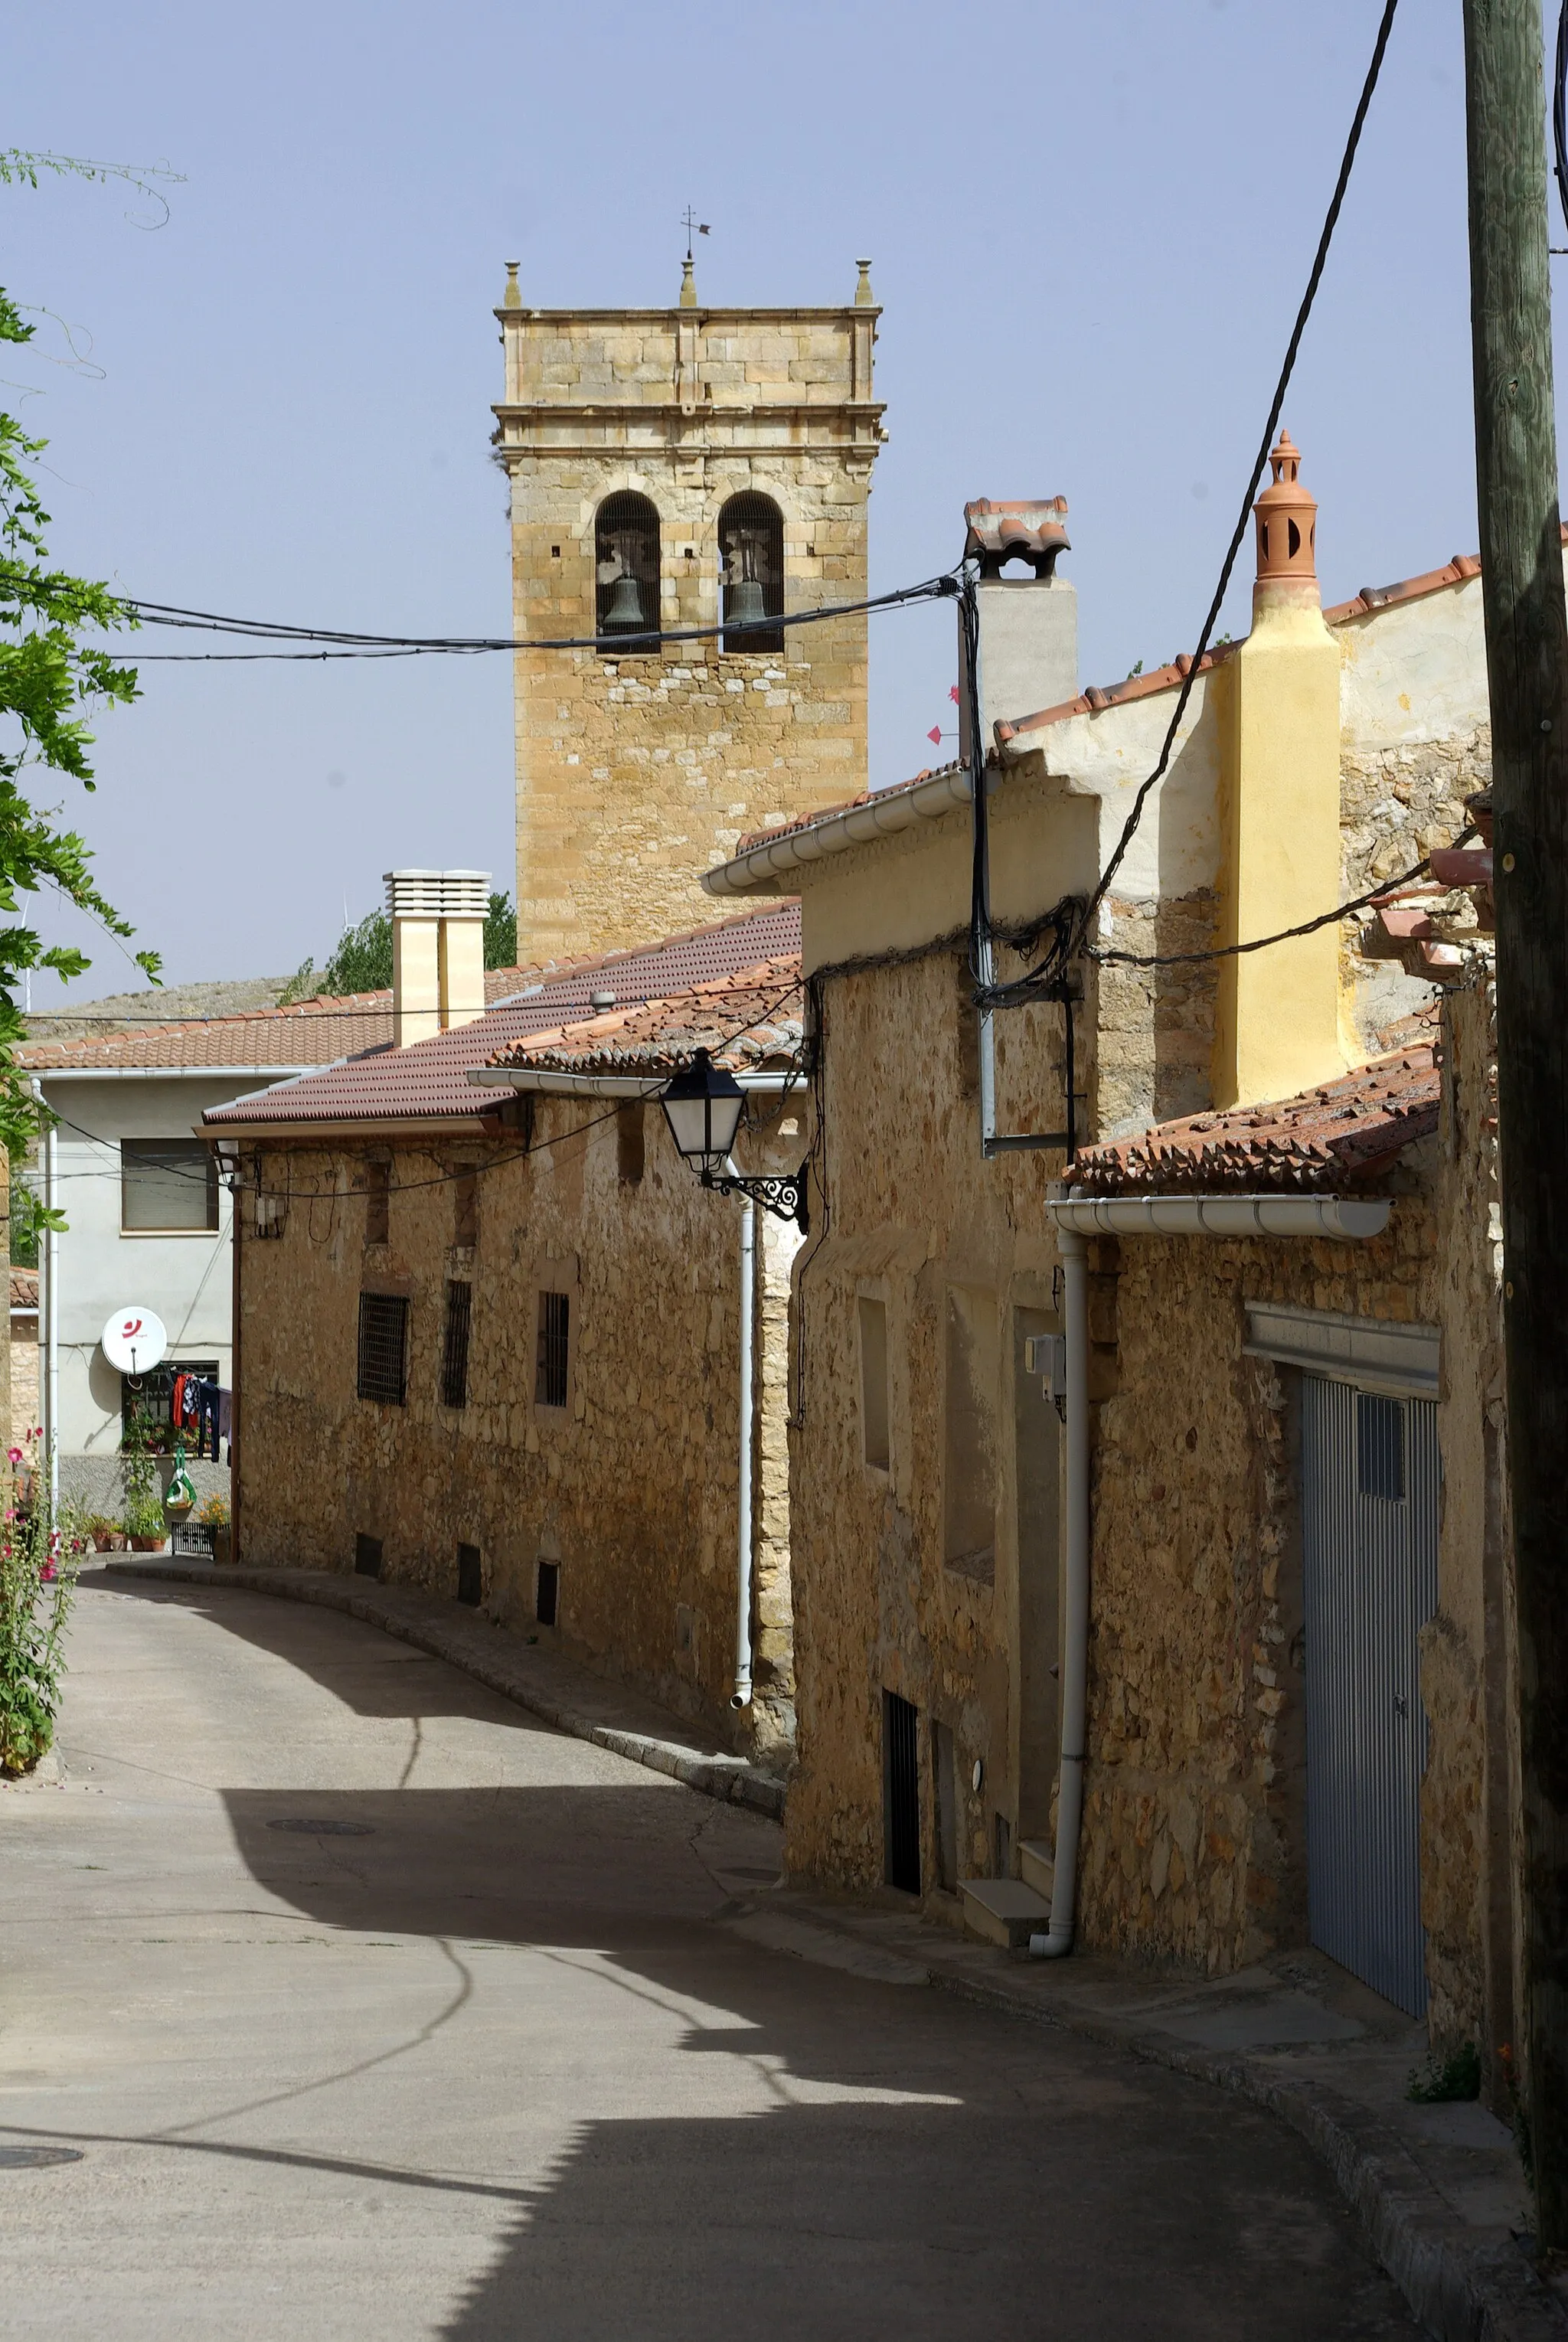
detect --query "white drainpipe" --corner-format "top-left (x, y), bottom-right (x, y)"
top-left (732, 1195), bottom-right (756, 1710)
top-left (1031, 1220), bottom-right (1089, 1957)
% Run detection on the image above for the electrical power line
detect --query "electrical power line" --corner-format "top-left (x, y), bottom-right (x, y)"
top-left (109, 575), bottom-right (959, 661)
top-left (969, 0), bottom-right (1403, 1011)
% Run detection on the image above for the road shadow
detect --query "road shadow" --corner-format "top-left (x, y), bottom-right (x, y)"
top-left (215, 1782), bottom-right (1417, 2342)
top-left (80, 1571), bottom-right (549, 1733)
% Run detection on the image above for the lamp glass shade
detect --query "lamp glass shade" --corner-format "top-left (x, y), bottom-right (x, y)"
top-left (660, 1049), bottom-right (746, 1173)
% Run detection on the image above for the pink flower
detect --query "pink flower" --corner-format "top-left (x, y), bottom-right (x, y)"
top-left (40, 1561), bottom-right (56, 1583)
top-left (6, 1449), bottom-right (21, 1468)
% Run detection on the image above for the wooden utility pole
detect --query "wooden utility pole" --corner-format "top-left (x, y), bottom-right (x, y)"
top-left (1464, 0), bottom-right (1568, 2250)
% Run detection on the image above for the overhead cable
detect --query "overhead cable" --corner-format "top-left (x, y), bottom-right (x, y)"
top-left (1060, 0), bottom-right (1403, 973)
top-left (110, 576), bottom-right (959, 661)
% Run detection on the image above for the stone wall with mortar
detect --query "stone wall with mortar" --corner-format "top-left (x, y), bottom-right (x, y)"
top-left (1076, 1190), bottom-right (1438, 1971)
top-left (232, 1096), bottom-right (799, 1765)
top-left (784, 948), bottom-right (1068, 1897)
top-left (497, 297), bottom-right (881, 962)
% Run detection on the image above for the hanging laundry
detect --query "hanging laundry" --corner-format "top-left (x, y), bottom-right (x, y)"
top-left (194, 1380), bottom-right (222, 1462)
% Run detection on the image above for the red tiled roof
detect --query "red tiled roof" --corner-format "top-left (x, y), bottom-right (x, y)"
top-left (735, 762), bottom-right (961, 854)
top-left (9, 1268), bottom-right (38, 1312)
top-left (1070, 1044), bottom-right (1439, 1197)
top-left (203, 902), bottom-right (802, 1129)
top-left (16, 962), bottom-right (544, 1074)
top-left (488, 958), bottom-right (804, 1077)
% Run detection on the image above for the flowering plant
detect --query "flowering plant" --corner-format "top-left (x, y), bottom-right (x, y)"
top-left (195, 1493), bottom-right (229, 1529)
top-left (0, 1428), bottom-right (87, 1775)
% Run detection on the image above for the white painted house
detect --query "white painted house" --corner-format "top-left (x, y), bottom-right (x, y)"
top-left (18, 991), bottom-right (404, 1511)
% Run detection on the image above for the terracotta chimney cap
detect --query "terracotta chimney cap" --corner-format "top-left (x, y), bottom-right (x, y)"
top-left (1253, 427), bottom-right (1319, 603)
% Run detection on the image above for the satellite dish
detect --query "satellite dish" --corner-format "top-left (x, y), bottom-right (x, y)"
top-left (101, 1308), bottom-right (168, 1376)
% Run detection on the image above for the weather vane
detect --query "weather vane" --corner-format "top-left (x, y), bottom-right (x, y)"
top-left (681, 206), bottom-right (710, 262)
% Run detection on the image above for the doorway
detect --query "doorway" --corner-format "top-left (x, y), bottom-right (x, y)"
top-left (1302, 1375), bottom-right (1439, 2016)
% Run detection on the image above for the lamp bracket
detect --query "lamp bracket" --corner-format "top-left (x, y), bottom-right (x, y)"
top-left (702, 1161), bottom-right (810, 1233)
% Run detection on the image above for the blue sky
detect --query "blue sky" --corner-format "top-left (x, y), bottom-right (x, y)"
top-left (1, 0), bottom-right (1539, 992)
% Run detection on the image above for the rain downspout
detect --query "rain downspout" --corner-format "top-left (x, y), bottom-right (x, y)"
top-left (732, 1194), bottom-right (756, 1710)
top-left (1031, 1220), bottom-right (1089, 1958)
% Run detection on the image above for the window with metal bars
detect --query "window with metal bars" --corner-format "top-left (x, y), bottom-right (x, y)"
top-left (534, 1289), bottom-right (570, 1409)
top-left (595, 491), bottom-right (661, 644)
top-left (719, 491), bottom-right (784, 654)
top-left (358, 1292), bottom-right (409, 1406)
top-left (441, 1279), bottom-right (472, 1409)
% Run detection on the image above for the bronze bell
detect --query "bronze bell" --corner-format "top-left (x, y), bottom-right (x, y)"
top-left (727, 578), bottom-right (767, 629)
top-left (603, 573), bottom-right (648, 631)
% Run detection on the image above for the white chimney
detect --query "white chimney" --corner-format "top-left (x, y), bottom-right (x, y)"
top-left (957, 498), bottom-right (1076, 764)
top-left (386, 869), bottom-right (491, 1046)
top-left (436, 870), bottom-right (490, 1032)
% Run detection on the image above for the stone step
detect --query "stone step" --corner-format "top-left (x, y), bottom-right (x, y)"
top-left (1018, 1839), bottom-right (1055, 1903)
top-left (959, 1877), bottom-right (1052, 1950)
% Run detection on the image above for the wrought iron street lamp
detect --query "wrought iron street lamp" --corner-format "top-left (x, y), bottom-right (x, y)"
top-left (659, 1049), bottom-right (808, 1230)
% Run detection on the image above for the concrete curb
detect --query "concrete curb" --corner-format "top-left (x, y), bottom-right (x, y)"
top-left (103, 1560), bottom-right (787, 1821)
top-left (750, 1894), bottom-right (1563, 2342)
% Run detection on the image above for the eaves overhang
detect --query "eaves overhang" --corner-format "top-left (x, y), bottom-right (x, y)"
top-left (703, 765), bottom-right (974, 897)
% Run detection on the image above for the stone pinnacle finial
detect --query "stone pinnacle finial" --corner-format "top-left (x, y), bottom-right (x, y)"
top-left (1253, 426), bottom-right (1319, 606)
top-left (854, 258), bottom-right (874, 306)
top-left (679, 256), bottom-right (697, 309)
top-left (502, 261), bottom-right (521, 311)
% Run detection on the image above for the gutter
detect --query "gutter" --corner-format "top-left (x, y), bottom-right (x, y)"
top-left (701, 766), bottom-right (973, 897)
top-left (27, 1066), bottom-right (324, 1083)
top-left (1047, 1194), bottom-right (1391, 1240)
top-left (469, 1068), bottom-right (798, 1099)
top-left (1029, 1182), bottom-right (1393, 1964)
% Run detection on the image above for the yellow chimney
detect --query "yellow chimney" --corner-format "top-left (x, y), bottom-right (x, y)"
top-left (1212, 431), bottom-right (1347, 1109)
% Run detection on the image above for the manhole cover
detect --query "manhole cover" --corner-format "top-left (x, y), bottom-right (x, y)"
top-left (0, 2147), bottom-right (83, 2170)
top-left (266, 1819), bottom-right (375, 1837)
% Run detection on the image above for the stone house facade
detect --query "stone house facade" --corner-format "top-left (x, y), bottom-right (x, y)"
top-left (495, 257), bottom-right (884, 963)
top-left (701, 446), bottom-right (1512, 2034)
top-left (204, 900), bottom-right (806, 1766)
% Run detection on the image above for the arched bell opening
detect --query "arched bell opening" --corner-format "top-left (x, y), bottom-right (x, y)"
top-left (719, 492), bottom-right (785, 655)
top-left (595, 492), bottom-right (662, 646)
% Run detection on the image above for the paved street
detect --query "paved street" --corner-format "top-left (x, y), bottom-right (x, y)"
top-left (0, 1575), bottom-right (1421, 2340)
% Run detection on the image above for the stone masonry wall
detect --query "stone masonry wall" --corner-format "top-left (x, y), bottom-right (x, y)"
top-left (1080, 1196), bottom-right (1437, 1971)
top-left (498, 304), bottom-right (879, 962)
top-left (785, 949), bottom-right (1067, 1895)
top-left (234, 1096), bottom-right (797, 1765)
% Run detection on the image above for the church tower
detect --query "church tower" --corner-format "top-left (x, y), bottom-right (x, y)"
top-left (492, 256), bottom-right (885, 962)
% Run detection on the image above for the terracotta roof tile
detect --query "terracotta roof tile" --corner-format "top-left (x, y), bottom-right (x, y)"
top-left (9, 1268), bottom-right (38, 1311)
top-left (488, 958), bottom-right (804, 1077)
top-left (1070, 1044), bottom-right (1439, 1197)
top-left (964, 498), bottom-right (1071, 577)
top-left (203, 903), bottom-right (802, 1129)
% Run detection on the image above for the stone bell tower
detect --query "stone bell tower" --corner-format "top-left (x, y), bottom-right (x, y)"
top-left (492, 256), bottom-right (885, 962)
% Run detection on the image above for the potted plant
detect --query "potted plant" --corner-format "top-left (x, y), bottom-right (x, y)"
top-left (198, 1492), bottom-right (231, 1565)
top-left (86, 1514), bottom-right (125, 1554)
top-left (121, 1406), bottom-right (167, 1553)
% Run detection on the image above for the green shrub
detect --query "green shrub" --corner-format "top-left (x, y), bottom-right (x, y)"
top-left (1407, 2042), bottom-right (1481, 2103)
top-left (0, 1429), bottom-right (86, 1775)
